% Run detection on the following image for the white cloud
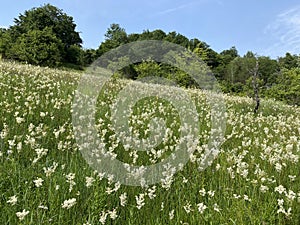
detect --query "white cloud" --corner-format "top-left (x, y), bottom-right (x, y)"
top-left (156, 2), bottom-right (196, 15)
top-left (155, 0), bottom-right (212, 16)
top-left (264, 5), bottom-right (300, 57)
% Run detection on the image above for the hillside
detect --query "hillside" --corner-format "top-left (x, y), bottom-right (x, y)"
top-left (0, 60), bottom-right (299, 224)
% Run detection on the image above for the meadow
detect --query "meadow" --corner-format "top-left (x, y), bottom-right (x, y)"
top-left (0, 60), bottom-right (299, 225)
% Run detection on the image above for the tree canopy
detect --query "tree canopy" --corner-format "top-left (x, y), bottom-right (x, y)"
top-left (1, 4), bottom-right (83, 66)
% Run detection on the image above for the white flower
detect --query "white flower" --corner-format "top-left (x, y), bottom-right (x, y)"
top-left (277, 199), bottom-right (284, 206)
top-left (148, 186), bottom-right (156, 199)
top-left (183, 177), bottom-right (188, 183)
top-left (40, 112), bottom-right (46, 117)
top-left (135, 194), bottom-right (145, 209)
top-left (244, 195), bottom-right (251, 202)
top-left (275, 185), bottom-right (286, 194)
top-left (199, 188), bottom-right (206, 196)
top-left (85, 176), bottom-right (95, 188)
top-left (119, 193), bottom-right (127, 207)
top-left (286, 190), bottom-right (296, 201)
top-left (16, 117), bottom-right (25, 124)
top-left (213, 203), bottom-right (221, 212)
top-left (38, 205), bottom-right (48, 210)
top-left (169, 209), bottom-right (175, 220)
top-left (197, 202), bottom-right (207, 214)
top-left (259, 185), bottom-right (269, 193)
top-left (33, 177), bottom-right (44, 187)
top-left (99, 211), bottom-right (108, 225)
top-left (288, 175), bottom-right (296, 181)
top-left (43, 162), bottom-right (58, 177)
top-left (61, 198), bottom-right (77, 209)
top-left (108, 208), bottom-right (118, 220)
top-left (207, 190), bottom-right (215, 197)
top-left (183, 202), bottom-right (193, 214)
top-left (7, 195), bottom-right (17, 205)
top-left (233, 194), bottom-right (241, 199)
top-left (16, 209), bottom-right (29, 220)
top-left (66, 173), bottom-right (76, 192)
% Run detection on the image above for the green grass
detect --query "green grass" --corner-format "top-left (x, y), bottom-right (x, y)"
top-left (0, 60), bottom-right (299, 224)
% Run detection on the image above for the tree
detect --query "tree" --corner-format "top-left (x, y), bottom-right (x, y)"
top-left (165, 31), bottom-right (190, 48)
top-left (267, 68), bottom-right (300, 105)
top-left (0, 28), bottom-right (12, 58)
top-left (8, 28), bottom-right (62, 67)
top-left (214, 47), bottom-right (239, 80)
top-left (278, 53), bottom-right (298, 70)
top-left (97, 24), bottom-right (128, 56)
top-left (257, 56), bottom-right (279, 86)
top-left (3, 4), bottom-right (82, 66)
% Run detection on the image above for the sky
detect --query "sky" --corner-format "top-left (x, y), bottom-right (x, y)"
top-left (1, 0), bottom-right (300, 58)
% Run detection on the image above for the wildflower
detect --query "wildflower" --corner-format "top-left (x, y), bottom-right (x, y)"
top-left (233, 194), bottom-right (241, 199)
top-left (66, 173), bottom-right (76, 192)
top-left (135, 194), bottom-right (145, 209)
top-left (7, 195), bottom-right (17, 205)
top-left (244, 195), bottom-right (251, 202)
top-left (260, 185), bottom-right (269, 193)
top-left (213, 203), bottom-right (221, 212)
top-left (288, 175), bottom-right (296, 181)
top-left (33, 177), bottom-right (44, 188)
top-left (183, 177), bottom-right (188, 183)
top-left (286, 190), bottom-right (296, 201)
top-left (38, 205), bottom-right (48, 210)
top-left (277, 199), bottom-right (284, 206)
top-left (148, 186), bottom-right (156, 199)
top-left (16, 209), bottom-right (29, 221)
top-left (61, 198), bottom-right (76, 209)
top-left (183, 202), bottom-right (193, 214)
top-left (108, 208), bottom-right (118, 220)
top-left (119, 193), bottom-right (127, 207)
top-left (85, 176), bottom-right (95, 188)
top-left (199, 188), bottom-right (206, 196)
top-left (99, 211), bottom-right (108, 225)
top-left (16, 117), bottom-right (25, 124)
top-left (197, 202), bottom-right (207, 214)
top-left (207, 190), bottom-right (215, 197)
top-left (160, 202), bottom-right (164, 211)
top-left (275, 185), bottom-right (286, 194)
top-left (43, 162), bottom-right (58, 177)
top-left (169, 209), bottom-right (175, 220)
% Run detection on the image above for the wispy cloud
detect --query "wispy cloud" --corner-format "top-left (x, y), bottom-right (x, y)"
top-left (156, 2), bottom-right (196, 15)
top-left (264, 5), bottom-right (300, 57)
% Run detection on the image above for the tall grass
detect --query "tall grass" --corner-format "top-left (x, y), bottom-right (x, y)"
top-left (0, 60), bottom-right (299, 224)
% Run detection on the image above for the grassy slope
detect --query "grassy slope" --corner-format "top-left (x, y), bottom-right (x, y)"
top-left (0, 60), bottom-right (299, 225)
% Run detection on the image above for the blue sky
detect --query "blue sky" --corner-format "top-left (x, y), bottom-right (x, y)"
top-left (1, 0), bottom-right (300, 58)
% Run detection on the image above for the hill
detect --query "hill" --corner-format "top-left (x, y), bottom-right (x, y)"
top-left (0, 60), bottom-right (299, 224)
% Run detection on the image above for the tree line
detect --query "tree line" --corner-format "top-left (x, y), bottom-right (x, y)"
top-left (0, 4), bottom-right (299, 105)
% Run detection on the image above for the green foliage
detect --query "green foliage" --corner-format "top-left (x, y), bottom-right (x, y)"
top-left (0, 28), bottom-right (12, 58)
top-left (97, 24), bottom-right (128, 56)
top-left (1, 4), bottom-right (82, 67)
top-left (266, 68), bottom-right (300, 106)
top-left (13, 4), bottom-right (82, 49)
top-left (278, 53), bottom-right (299, 70)
top-left (7, 28), bottom-right (62, 67)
